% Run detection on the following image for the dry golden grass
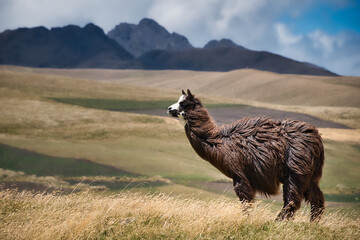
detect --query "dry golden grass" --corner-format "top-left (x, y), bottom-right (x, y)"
top-left (246, 103), bottom-right (360, 129)
top-left (0, 189), bottom-right (359, 240)
top-left (0, 68), bottom-right (180, 101)
top-left (0, 96), bottom-right (179, 141)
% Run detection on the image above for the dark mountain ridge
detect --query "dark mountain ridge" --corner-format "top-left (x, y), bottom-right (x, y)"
top-left (0, 19), bottom-right (338, 76)
top-left (107, 18), bottom-right (193, 57)
top-left (0, 23), bottom-right (133, 68)
top-left (138, 47), bottom-right (337, 75)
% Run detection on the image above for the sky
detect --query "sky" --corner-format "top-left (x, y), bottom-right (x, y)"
top-left (0, 0), bottom-right (359, 76)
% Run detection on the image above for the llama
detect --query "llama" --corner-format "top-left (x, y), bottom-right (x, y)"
top-left (167, 89), bottom-right (325, 221)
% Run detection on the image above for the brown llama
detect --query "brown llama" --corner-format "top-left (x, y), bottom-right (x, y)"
top-left (167, 89), bottom-right (325, 221)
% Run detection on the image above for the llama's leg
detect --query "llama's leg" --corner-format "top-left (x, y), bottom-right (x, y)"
top-left (276, 173), bottom-right (304, 221)
top-left (233, 177), bottom-right (255, 203)
top-left (305, 181), bottom-right (325, 222)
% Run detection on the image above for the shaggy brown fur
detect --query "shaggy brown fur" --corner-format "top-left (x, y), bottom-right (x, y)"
top-left (168, 90), bottom-right (325, 221)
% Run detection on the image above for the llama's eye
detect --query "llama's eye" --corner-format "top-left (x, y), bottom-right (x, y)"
top-left (180, 102), bottom-right (188, 108)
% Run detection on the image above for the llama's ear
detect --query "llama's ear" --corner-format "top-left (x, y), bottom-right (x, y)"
top-left (187, 89), bottom-right (194, 99)
top-left (182, 89), bottom-right (186, 95)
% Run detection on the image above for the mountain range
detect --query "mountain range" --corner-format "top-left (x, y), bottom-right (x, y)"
top-left (0, 18), bottom-right (337, 76)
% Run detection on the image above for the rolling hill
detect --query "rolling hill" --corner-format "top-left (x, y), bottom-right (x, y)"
top-left (0, 63), bottom-right (359, 239)
top-left (0, 66), bottom-right (359, 210)
top-left (5, 66), bottom-right (357, 108)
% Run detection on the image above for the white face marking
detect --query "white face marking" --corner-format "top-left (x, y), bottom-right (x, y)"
top-left (168, 94), bottom-right (185, 112)
top-left (167, 94), bottom-right (186, 119)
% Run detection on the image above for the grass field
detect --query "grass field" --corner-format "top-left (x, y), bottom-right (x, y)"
top-left (0, 66), bottom-right (359, 238)
top-left (0, 189), bottom-right (359, 240)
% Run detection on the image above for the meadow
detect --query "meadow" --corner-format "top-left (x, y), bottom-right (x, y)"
top-left (0, 66), bottom-right (359, 239)
top-left (1, 189), bottom-right (359, 240)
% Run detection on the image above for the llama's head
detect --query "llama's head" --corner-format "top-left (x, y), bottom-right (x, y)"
top-left (167, 89), bottom-right (202, 120)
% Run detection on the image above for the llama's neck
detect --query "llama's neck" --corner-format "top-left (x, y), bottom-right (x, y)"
top-left (185, 106), bottom-right (220, 140)
top-left (184, 106), bottom-right (223, 165)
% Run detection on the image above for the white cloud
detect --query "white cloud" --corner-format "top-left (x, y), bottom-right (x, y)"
top-left (0, 0), bottom-right (151, 32)
top-left (275, 23), bottom-right (303, 45)
top-left (213, 0), bottom-right (266, 34)
top-left (147, 0), bottom-right (292, 49)
top-left (308, 30), bottom-right (344, 54)
top-left (273, 24), bottom-right (360, 76)
top-left (147, 0), bottom-right (213, 45)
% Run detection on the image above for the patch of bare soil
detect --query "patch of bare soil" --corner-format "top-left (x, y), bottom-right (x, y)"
top-left (127, 106), bottom-right (350, 129)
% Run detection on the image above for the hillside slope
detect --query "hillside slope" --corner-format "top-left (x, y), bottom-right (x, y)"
top-left (0, 68), bottom-right (224, 180)
top-left (6, 66), bottom-right (357, 107)
top-left (0, 67), bottom-right (359, 206)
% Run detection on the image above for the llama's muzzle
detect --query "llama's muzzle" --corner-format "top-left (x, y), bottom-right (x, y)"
top-left (167, 107), bottom-right (179, 118)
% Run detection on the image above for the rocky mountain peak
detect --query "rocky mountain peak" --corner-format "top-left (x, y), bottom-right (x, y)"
top-left (204, 39), bottom-right (245, 49)
top-left (107, 18), bottom-right (193, 57)
top-left (138, 18), bottom-right (166, 32)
